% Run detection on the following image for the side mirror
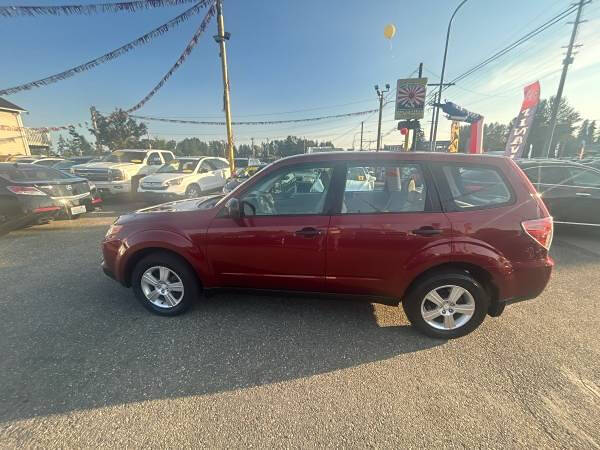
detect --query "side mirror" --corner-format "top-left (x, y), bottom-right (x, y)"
top-left (226, 197), bottom-right (241, 219)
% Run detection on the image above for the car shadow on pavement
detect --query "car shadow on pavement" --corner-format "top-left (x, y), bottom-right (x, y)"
top-left (0, 276), bottom-right (442, 423)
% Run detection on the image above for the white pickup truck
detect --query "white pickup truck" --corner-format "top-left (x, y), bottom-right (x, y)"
top-left (71, 149), bottom-right (175, 196)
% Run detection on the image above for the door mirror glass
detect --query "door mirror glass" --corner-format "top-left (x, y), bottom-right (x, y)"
top-left (226, 197), bottom-right (241, 219)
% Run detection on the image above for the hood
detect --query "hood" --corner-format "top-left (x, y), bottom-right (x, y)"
top-left (140, 172), bottom-right (190, 185)
top-left (73, 161), bottom-right (139, 170)
top-left (137, 194), bottom-right (224, 214)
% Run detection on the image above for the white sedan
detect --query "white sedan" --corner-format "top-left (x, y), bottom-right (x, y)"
top-left (138, 157), bottom-right (230, 201)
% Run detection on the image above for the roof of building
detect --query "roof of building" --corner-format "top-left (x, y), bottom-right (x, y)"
top-left (0, 97), bottom-right (26, 112)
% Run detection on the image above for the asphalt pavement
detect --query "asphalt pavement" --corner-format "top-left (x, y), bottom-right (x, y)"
top-left (1, 201), bottom-right (599, 448)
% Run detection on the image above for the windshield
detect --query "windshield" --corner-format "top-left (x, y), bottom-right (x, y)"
top-left (157, 159), bottom-right (199, 174)
top-left (235, 159), bottom-right (249, 168)
top-left (102, 151), bottom-right (145, 164)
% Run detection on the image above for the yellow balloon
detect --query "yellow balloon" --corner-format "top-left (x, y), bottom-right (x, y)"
top-left (384, 24), bottom-right (396, 40)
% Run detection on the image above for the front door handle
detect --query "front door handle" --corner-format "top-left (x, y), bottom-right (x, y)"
top-left (576, 192), bottom-right (591, 197)
top-left (295, 227), bottom-right (321, 237)
top-left (412, 227), bottom-right (442, 236)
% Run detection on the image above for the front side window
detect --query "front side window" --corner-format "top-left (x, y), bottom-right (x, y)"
top-left (441, 165), bottom-right (512, 210)
top-left (539, 166), bottom-right (568, 185)
top-left (342, 163), bottom-right (426, 213)
top-left (199, 160), bottom-right (217, 173)
top-left (147, 152), bottom-right (162, 166)
top-left (162, 152), bottom-right (174, 163)
top-left (158, 159), bottom-right (199, 174)
top-left (240, 165), bottom-right (334, 216)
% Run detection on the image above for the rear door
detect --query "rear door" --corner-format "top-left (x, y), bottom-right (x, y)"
top-left (325, 160), bottom-right (451, 298)
top-left (198, 159), bottom-right (219, 190)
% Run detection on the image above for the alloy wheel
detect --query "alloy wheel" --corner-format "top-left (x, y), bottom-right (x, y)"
top-left (420, 284), bottom-right (475, 331)
top-left (140, 266), bottom-right (185, 309)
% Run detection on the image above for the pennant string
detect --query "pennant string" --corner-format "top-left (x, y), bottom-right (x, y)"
top-left (126, 3), bottom-right (215, 113)
top-left (0, 1), bottom-right (207, 96)
top-left (0, 0), bottom-right (211, 17)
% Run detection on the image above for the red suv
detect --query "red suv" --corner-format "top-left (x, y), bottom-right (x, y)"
top-left (102, 152), bottom-right (553, 338)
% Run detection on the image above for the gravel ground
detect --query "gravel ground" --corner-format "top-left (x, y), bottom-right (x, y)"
top-left (0, 202), bottom-right (599, 448)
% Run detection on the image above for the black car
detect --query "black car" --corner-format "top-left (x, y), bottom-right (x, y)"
top-left (0, 168), bottom-right (62, 235)
top-left (517, 159), bottom-right (600, 226)
top-left (0, 163), bottom-right (101, 220)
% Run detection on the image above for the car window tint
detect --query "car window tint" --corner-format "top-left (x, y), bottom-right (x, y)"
top-left (35, 159), bottom-right (61, 167)
top-left (240, 165), bottom-right (334, 216)
top-left (441, 165), bottom-right (511, 209)
top-left (14, 167), bottom-right (70, 180)
top-left (162, 152), bottom-right (174, 163)
top-left (539, 166), bottom-right (568, 184)
top-left (342, 164), bottom-right (427, 213)
top-left (147, 153), bottom-right (162, 165)
top-left (200, 160), bottom-right (217, 172)
top-left (567, 167), bottom-right (600, 187)
top-left (523, 167), bottom-right (541, 184)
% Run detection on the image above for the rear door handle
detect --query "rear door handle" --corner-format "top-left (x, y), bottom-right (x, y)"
top-left (575, 192), bottom-right (591, 197)
top-left (412, 227), bottom-right (442, 236)
top-left (295, 227), bottom-right (321, 237)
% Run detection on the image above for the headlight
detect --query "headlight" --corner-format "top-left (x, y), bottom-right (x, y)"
top-left (105, 224), bottom-right (123, 239)
top-left (166, 177), bottom-right (183, 186)
top-left (109, 169), bottom-right (124, 181)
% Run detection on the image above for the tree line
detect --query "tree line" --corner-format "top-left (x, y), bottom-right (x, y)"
top-left (54, 109), bottom-right (333, 159)
top-left (457, 96), bottom-right (598, 157)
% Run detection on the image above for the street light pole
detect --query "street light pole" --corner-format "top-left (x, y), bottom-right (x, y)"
top-left (431, 0), bottom-right (468, 152)
top-left (214, 0), bottom-right (235, 172)
top-left (360, 121), bottom-right (364, 151)
top-left (375, 84), bottom-right (390, 152)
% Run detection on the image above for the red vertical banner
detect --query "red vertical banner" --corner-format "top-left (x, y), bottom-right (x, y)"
top-left (505, 81), bottom-right (540, 158)
top-left (469, 119), bottom-right (484, 154)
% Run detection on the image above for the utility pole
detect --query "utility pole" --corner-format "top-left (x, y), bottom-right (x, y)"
top-left (251, 137), bottom-right (255, 158)
top-left (214, 0), bottom-right (235, 172)
top-left (360, 121), bottom-right (364, 151)
top-left (89, 106), bottom-right (101, 153)
top-left (375, 83), bottom-right (390, 152)
top-left (545, 0), bottom-right (587, 158)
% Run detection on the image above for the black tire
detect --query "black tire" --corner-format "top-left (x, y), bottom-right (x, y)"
top-left (185, 184), bottom-right (202, 199)
top-left (131, 252), bottom-right (199, 316)
top-left (402, 271), bottom-right (489, 339)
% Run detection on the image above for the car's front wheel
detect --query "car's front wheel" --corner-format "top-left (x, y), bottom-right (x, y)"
top-left (131, 252), bottom-right (199, 315)
top-left (185, 184), bottom-right (202, 199)
top-left (403, 271), bottom-right (489, 339)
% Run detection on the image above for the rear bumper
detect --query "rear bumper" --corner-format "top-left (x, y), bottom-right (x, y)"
top-left (95, 181), bottom-right (131, 195)
top-left (491, 257), bottom-right (553, 315)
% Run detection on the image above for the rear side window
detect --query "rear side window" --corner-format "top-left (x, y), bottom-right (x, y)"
top-left (162, 152), bottom-right (174, 163)
top-left (441, 165), bottom-right (512, 210)
top-left (342, 163), bottom-right (428, 213)
top-left (211, 159), bottom-right (229, 169)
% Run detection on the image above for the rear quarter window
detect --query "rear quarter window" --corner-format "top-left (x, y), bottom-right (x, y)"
top-left (440, 164), bottom-right (513, 211)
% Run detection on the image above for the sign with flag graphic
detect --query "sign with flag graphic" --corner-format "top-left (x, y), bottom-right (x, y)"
top-left (395, 77), bottom-right (427, 120)
top-left (505, 81), bottom-right (540, 159)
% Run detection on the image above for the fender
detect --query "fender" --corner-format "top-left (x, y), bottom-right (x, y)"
top-left (397, 240), bottom-right (452, 297)
top-left (117, 229), bottom-right (211, 286)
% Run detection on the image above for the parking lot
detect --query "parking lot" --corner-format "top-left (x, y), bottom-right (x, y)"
top-left (1, 201), bottom-right (599, 448)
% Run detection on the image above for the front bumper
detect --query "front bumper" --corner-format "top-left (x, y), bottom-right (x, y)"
top-left (94, 181), bottom-right (131, 195)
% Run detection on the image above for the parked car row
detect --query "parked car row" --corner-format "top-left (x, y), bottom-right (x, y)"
top-left (0, 163), bottom-right (102, 235)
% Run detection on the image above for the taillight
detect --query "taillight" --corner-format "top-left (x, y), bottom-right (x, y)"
top-left (522, 217), bottom-right (554, 250)
top-left (7, 186), bottom-right (46, 196)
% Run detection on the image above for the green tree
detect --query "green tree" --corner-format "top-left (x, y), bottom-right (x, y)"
top-left (525, 97), bottom-right (581, 157)
top-left (483, 122), bottom-right (509, 151)
top-left (208, 141), bottom-right (226, 157)
top-left (56, 135), bottom-right (69, 156)
top-left (175, 138), bottom-right (209, 156)
top-left (138, 138), bottom-right (176, 151)
top-left (66, 126), bottom-right (93, 156)
top-left (89, 109), bottom-right (147, 150)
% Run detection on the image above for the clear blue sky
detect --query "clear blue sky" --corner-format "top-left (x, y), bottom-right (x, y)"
top-left (2, 0), bottom-right (599, 148)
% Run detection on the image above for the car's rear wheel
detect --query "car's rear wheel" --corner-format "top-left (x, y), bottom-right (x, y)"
top-left (131, 252), bottom-right (198, 315)
top-left (403, 271), bottom-right (489, 339)
top-left (185, 184), bottom-right (202, 199)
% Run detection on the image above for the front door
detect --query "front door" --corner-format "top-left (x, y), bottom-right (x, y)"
top-left (562, 166), bottom-right (600, 225)
top-left (206, 162), bottom-right (337, 292)
top-left (326, 161), bottom-right (451, 298)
